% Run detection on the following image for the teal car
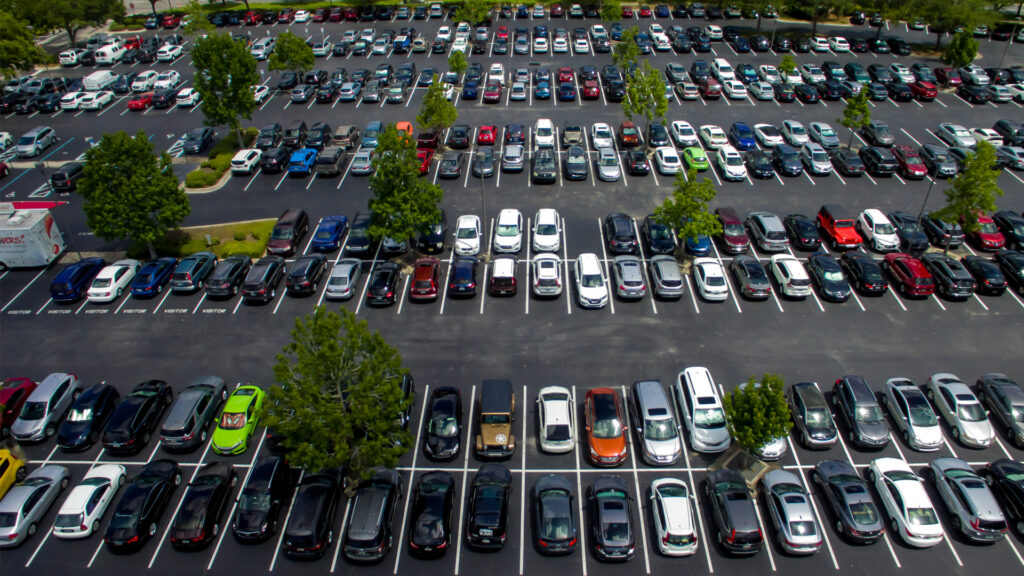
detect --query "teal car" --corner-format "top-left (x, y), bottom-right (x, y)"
top-left (683, 147), bottom-right (710, 171)
top-left (211, 385), bottom-right (265, 455)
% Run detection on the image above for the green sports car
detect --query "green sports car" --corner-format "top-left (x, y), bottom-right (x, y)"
top-left (682, 147), bottom-right (710, 171)
top-left (211, 385), bottom-right (265, 455)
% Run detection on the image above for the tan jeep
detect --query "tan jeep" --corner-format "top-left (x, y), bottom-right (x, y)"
top-left (475, 379), bottom-right (515, 459)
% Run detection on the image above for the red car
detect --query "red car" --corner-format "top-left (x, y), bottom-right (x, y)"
top-left (329, 7), bottom-right (344, 22)
top-left (123, 36), bottom-right (142, 50)
top-left (483, 81), bottom-right (502, 103)
top-left (582, 80), bottom-right (600, 99)
top-left (892, 145), bottom-right (928, 179)
top-left (619, 121), bottom-right (639, 147)
top-left (699, 77), bottom-right (722, 99)
top-left (277, 8), bottom-right (295, 23)
top-left (312, 8), bottom-right (328, 22)
top-left (496, 26), bottom-right (509, 40)
top-left (244, 11), bottom-right (260, 25)
top-left (557, 67), bottom-right (574, 84)
top-left (818, 204), bottom-right (863, 250)
top-left (0, 378), bottom-right (37, 437)
top-left (910, 81), bottom-right (937, 101)
top-left (639, 5), bottom-right (653, 17)
top-left (344, 7), bottom-right (359, 21)
top-left (416, 149), bottom-right (434, 175)
top-left (935, 67), bottom-right (962, 87)
top-left (621, 6), bottom-right (635, 18)
top-left (0, 162), bottom-right (9, 178)
top-left (410, 257), bottom-right (441, 300)
top-left (162, 14), bottom-right (181, 29)
top-left (965, 212), bottom-right (1006, 250)
top-left (550, 4), bottom-right (564, 17)
top-left (127, 92), bottom-right (154, 110)
top-left (477, 125), bottom-right (496, 145)
top-left (883, 253), bottom-right (935, 297)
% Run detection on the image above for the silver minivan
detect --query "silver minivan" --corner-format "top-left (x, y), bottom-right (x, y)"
top-left (15, 126), bottom-right (58, 158)
top-left (631, 380), bottom-right (682, 465)
top-left (746, 212), bottom-right (789, 252)
top-left (250, 37), bottom-right (275, 59)
top-left (11, 373), bottom-right (83, 442)
top-left (673, 367), bottom-right (731, 453)
top-left (159, 376), bottom-right (227, 451)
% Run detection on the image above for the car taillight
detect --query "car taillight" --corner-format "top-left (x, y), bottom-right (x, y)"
top-left (437, 541), bottom-right (447, 549)
top-left (386, 291), bottom-right (394, 298)
top-left (184, 273), bottom-right (191, 281)
top-left (8, 533), bottom-right (18, 540)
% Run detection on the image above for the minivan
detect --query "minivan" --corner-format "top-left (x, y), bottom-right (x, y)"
top-left (11, 373), bottom-right (83, 442)
top-left (267, 209), bottom-right (310, 257)
top-left (95, 44), bottom-right (127, 65)
top-left (242, 256), bottom-right (286, 302)
top-left (15, 126), bottom-right (58, 157)
top-left (631, 380), bottom-right (682, 465)
top-left (315, 146), bottom-right (346, 176)
top-left (284, 470), bottom-right (342, 559)
top-left (159, 375), bottom-right (227, 451)
top-left (332, 125), bottom-right (360, 149)
top-left (50, 162), bottom-right (85, 193)
top-left (746, 212), bottom-right (789, 252)
top-left (342, 468), bottom-right (402, 562)
top-left (534, 118), bottom-right (555, 148)
top-left (251, 37), bottom-right (276, 59)
top-left (672, 367), bottom-right (730, 453)
top-left (232, 456), bottom-right (291, 543)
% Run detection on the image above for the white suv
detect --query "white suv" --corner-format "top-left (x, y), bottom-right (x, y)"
top-left (532, 208), bottom-right (561, 252)
top-left (493, 209), bottom-right (523, 253)
top-left (858, 209), bottom-right (900, 252)
top-left (574, 253), bottom-right (608, 309)
top-left (771, 254), bottom-right (812, 299)
top-left (535, 118), bottom-right (555, 148)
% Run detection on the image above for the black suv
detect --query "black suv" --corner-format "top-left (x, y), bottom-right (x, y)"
top-left (241, 256), bottom-right (286, 303)
top-left (233, 456), bottom-right (291, 543)
top-left (921, 253), bottom-right (977, 299)
top-left (282, 121), bottom-right (308, 148)
top-left (283, 470), bottom-right (342, 559)
top-left (50, 162), bottom-right (85, 193)
top-left (342, 468), bottom-right (402, 562)
top-left (257, 123), bottom-right (283, 149)
top-left (604, 213), bottom-right (638, 254)
top-left (205, 255), bottom-right (251, 298)
top-left (831, 375), bottom-right (890, 449)
top-left (306, 122), bottom-right (332, 150)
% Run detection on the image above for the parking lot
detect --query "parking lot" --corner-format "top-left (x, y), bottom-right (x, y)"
top-left (2, 7), bottom-right (1024, 576)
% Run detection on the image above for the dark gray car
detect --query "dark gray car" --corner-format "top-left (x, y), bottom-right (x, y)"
top-left (812, 460), bottom-right (884, 543)
top-left (705, 469), bottom-right (762, 555)
top-left (438, 150), bottom-right (464, 179)
top-left (471, 146), bottom-right (495, 178)
top-left (159, 375), bottom-right (227, 452)
top-left (169, 251), bottom-right (216, 293)
top-left (788, 382), bottom-right (838, 448)
top-left (342, 468), bottom-right (402, 562)
top-left (976, 373), bottom-right (1024, 448)
top-left (588, 476), bottom-right (635, 561)
top-left (832, 375), bottom-right (890, 449)
top-left (564, 145), bottom-right (588, 180)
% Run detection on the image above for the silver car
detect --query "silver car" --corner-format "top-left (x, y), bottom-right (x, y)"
top-left (325, 258), bottom-right (362, 300)
top-left (350, 149), bottom-right (374, 175)
top-left (649, 255), bottom-right (684, 299)
top-left (532, 254), bottom-right (563, 297)
top-left (924, 373), bottom-right (994, 448)
top-left (800, 142), bottom-right (832, 175)
top-left (501, 143), bottom-right (524, 172)
top-left (11, 373), bottom-right (83, 442)
top-left (631, 380), bottom-right (682, 465)
top-left (808, 122), bottom-right (840, 148)
top-left (883, 378), bottom-right (943, 451)
top-left (595, 147), bottom-right (620, 181)
top-left (762, 470), bottom-right (822, 555)
top-left (612, 255), bottom-right (646, 299)
top-left (0, 465), bottom-right (70, 547)
top-left (927, 458), bottom-right (1007, 542)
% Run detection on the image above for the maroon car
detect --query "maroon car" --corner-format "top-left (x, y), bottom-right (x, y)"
top-left (892, 145), bottom-right (928, 179)
top-left (344, 7), bottom-right (359, 21)
top-left (410, 258), bottom-right (441, 301)
top-left (715, 207), bottom-right (750, 254)
top-left (483, 80), bottom-right (503, 103)
top-left (883, 253), bottom-right (935, 297)
top-left (935, 67), bottom-right (962, 87)
top-left (910, 81), bottom-right (937, 101)
top-left (1, 378), bottom-right (37, 437)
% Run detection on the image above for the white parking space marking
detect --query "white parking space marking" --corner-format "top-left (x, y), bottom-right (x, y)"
top-left (2, 268), bottom-right (48, 312)
top-left (396, 275), bottom-right (410, 314)
top-left (392, 383), bottom-right (431, 575)
top-left (207, 432), bottom-right (266, 569)
top-left (619, 385), bottom-right (651, 574)
top-left (518, 384), bottom-right (527, 576)
top-left (452, 384), bottom-right (476, 576)
top-left (785, 437), bottom-right (840, 570)
top-left (570, 385), bottom-right (589, 575)
top-left (269, 470), bottom-right (305, 572)
top-left (685, 276), bottom-right (700, 314)
top-left (596, 219), bottom-right (615, 315)
top-left (750, 495), bottom-right (777, 571)
top-left (148, 440), bottom-right (212, 568)
top-left (631, 218), bottom-right (657, 314)
top-left (329, 498), bottom-right (351, 572)
top-left (439, 249), bottom-right (455, 315)
top-left (562, 224), bottom-right (572, 315)
top-left (354, 244), bottom-right (383, 315)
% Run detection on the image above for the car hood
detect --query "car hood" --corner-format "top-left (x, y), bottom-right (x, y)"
top-left (58, 422), bottom-right (93, 445)
top-left (11, 418), bottom-right (44, 437)
top-left (426, 434), bottom-right (459, 458)
top-left (856, 420), bottom-right (890, 443)
top-left (958, 420), bottom-right (994, 444)
top-left (234, 507), bottom-right (270, 535)
top-left (480, 422), bottom-right (511, 446)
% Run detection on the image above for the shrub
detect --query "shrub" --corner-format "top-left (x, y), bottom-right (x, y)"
top-left (215, 240), bottom-right (265, 259)
top-left (233, 231), bottom-right (246, 241)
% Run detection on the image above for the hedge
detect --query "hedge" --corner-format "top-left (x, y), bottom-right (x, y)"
top-left (184, 127), bottom-right (258, 189)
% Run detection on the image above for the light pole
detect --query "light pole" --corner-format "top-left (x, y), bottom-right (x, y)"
top-left (916, 177), bottom-right (938, 233)
top-left (999, 24), bottom-right (1021, 68)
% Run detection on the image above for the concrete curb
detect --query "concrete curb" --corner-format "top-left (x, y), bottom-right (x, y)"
top-left (182, 170), bottom-right (232, 194)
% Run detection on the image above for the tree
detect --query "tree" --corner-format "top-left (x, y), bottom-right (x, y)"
top-left (600, 0), bottom-right (622, 22)
top-left (653, 168), bottom-right (722, 249)
top-left (456, 0), bottom-right (494, 25)
top-left (368, 125), bottom-right (444, 244)
top-left (622, 60), bottom-right (668, 135)
top-left (77, 131), bottom-right (190, 259)
top-left (933, 141), bottom-right (1004, 252)
top-left (264, 307), bottom-right (412, 485)
top-left (777, 54), bottom-right (797, 81)
top-left (267, 30), bottom-right (314, 77)
top-left (722, 374), bottom-right (793, 456)
top-left (915, 0), bottom-right (997, 48)
top-left (448, 49), bottom-right (468, 80)
top-left (182, 0), bottom-right (213, 37)
top-left (416, 76), bottom-right (458, 134)
top-left (612, 26), bottom-right (641, 70)
top-left (786, 0), bottom-right (831, 35)
top-left (18, 0), bottom-right (125, 46)
top-left (862, 0), bottom-right (911, 39)
top-left (0, 12), bottom-right (46, 76)
top-left (191, 33), bottom-right (260, 148)
top-left (839, 87), bottom-right (871, 148)
top-left (943, 31), bottom-right (979, 68)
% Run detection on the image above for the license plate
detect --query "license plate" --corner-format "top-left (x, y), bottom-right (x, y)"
top-left (479, 528), bottom-right (493, 536)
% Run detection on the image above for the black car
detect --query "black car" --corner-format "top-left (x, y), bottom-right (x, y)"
top-left (705, 469), bottom-right (762, 555)
top-left (829, 148), bottom-right (866, 177)
top-left (466, 464), bottom-right (512, 549)
top-left (773, 144), bottom-right (803, 176)
top-left (641, 215), bottom-right (676, 254)
top-left (745, 150), bottom-right (774, 179)
top-left (282, 121), bottom-right (308, 149)
top-left (788, 382), bottom-right (839, 447)
top-left (57, 382), bottom-right (119, 452)
top-left (315, 85), bottom-right (336, 103)
top-left (448, 257), bottom-right (479, 297)
top-left (183, 127), bottom-right (215, 155)
top-left (257, 123), bottom-right (283, 150)
top-left (34, 92), bottom-right (64, 113)
top-left (408, 471), bottom-right (455, 557)
top-left (342, 468), bottom-right (402, 562)
top-left (793, 35), bottom-right (812, 52)
top-left (233, 456), bottom-right (291, 543)
top-left (783, 214), bottom-right (821, 251)
top-left (104, 459), bottom-right (181, 551)
top-left (284, 470), bottom-right (342, 559)
top-left (605, 79), bottom-right (626, 102)
top-left (960, 255), bottom-right (1007, 295)
top-left (417, 210), bottom-right (448, 254)
top-left (647, 123), bottom-right (670, 147)
top-left (730, 254), bottom-right (771, 300)
top-left (958, 84), bottom-right (991, 104)
top-left (887, 82), bottom-right (913, 101)
top-left (605, 213), bottom-right (639, 254)
top-left (625, 149), bottom-right (650, 176)
top-left (772, 35), bottom-right (792, 52)
top-left (286, 254), bottom-right (327, 295)
top-left (423, 387), bottom-right (462, 460)
top-left (565, 145), bottom-right (589, 180)
top-left (447, 124), bottom-right (470, 149)
top-left (980, 460), bottom-right (1024, 534)
top-left (103, 380), bottom-right (173, 454)
top-left (995, 249), bottom-right (1024, 295)
top-left (918, 144), bottom-right (959, 178)
top-left (840, 251), bottom-right (889, 295)
top-left (922, 213), bottom-right (965, 248)
top-left (151, 88), bottom-right (179, 108)
top-left (794, 83), bottom-right (820, 103)
top-left (50, 162), bottom-right (85, 194)
top-left (345, 212), bottom-right (375, 256)
top-left (806, 254), bottom-right (851, 302)
top-left (588, 476), bottom-right (635, 561)
top-left (170, 462), bottom-right (236, 550)
top-left (204, 255), bottom-right (251, 298)
top-left (863, 82), bottom-right (889, 101)
top-left (993, 210), bottom-right (1024, 249)
top-left (532, 474), bottom-right (577, 555)
top-left (887, 37), bottom-right (911, 55)
top-left (531, 149), bottom-right (558, 184)
top-left (240, 256), bottom-right (285, 303)
top-left (887, 211), bottom-right (930, 254)
top-left (366, 263), bottom-right (401, 305)
top-left (921, 253), bottom-right (976, 299)
top-left (812, 460), bottom-right (884, 543)
top-left (859, 146), bottom-right (898, 176)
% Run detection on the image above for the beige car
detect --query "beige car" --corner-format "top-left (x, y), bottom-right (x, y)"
top-left (475, 379), bottom-right (516, 459)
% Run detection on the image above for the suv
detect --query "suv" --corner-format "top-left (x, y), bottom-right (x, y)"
top-left (672, 367), bottom-right (730, 453)
top-left (332, 125), bottom-right (360, 149)
top-left (787, 382), bottom-right (838, 449)
top-left (159, 376), bottom-right (227, 451)
top-left (241, 256), bottom-right (286, 302)
top-left (342, 468), bottom-right (402, 562)
top-left (474, 379), bottom-right (516, 459)
top-left (818, 204), bottom-right (863, 250)
top-left (832, 375), bottom-right (890, 449)
top-left (631, 380), bottom-right (681, 465)
top-left (266, 209), bottom-right (310, 257)
top-left (11, 373), bottom-right (82, 443)
top-left (50, 162), bottom-right (84, 193)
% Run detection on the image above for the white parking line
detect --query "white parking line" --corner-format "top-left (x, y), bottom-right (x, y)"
top-left (562, 225), bottom-right (572, 315)
top-left (207, 432), bottom-right (266, 569)
top-left (396, 275), bottom-right (410, 314)
top-left (329, 498), bottom-right (351, 572)
top-left (354, 244), bottom-right (383, 315)
top-left (1, 268), bottom-right (47, 312)
top-left (452, 384), bottom-right (476, 576)
top-left (685, 276), bottom-right (700, 313)
top-left (631, 219), bottom-right (657, 315)
top-left (518, 384), bottom-right (527, 576)
top-left (268, 470), bottom-right (305, 572)
top-left (596, 219), bottom-right (615, 315)
top-left (147, 440), bottom-right (212, 568)
top-left (785, 438), bottom-right (840, 569)
top-left (750, 496), bottom-right (777, 571)
top-left (619, 385), bottom-right (651, 574)
top-left (151, 287), bottom-right (174, 313)
top-left (392, 384), bottom-right (430, 575)
top-left (570, 386), bottom-right (588, 575)
top-left (438, 250), bottom-right (455, 315)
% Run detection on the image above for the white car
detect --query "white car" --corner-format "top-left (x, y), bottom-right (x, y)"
top-left (451, 36), bottom-right (469, 54)
top-left (176, 87), bottom-right (199, 107)
top-left (534, 37), bottom-right (549, 53)
top-left (436, 26), bottom-right (452, 42)
top-left (535, 118), bottom-right (555, 148)
top-left (443, 82), bottom-right (456, 101)
top-left (573, 38), bottom-right (590, 54)
top-left (698, 124), bottom-right (728, 150)
top-left (59, 49), bottom-right (86, 66)
top-left (649, 23), bottom-right (665, 36)
top-left (858, 209), bottom-right (900, 252)
top-left (590, 25), bottom-right (607, 40)
top-left (537, 386), bottom-right (575, 453)
top-left (493, 209), bottom-right (523, 253)
top-left (970, 128), bottom-right (1003, 146)
top-left (771, 255), bottom-right (812, 299)
top-left (51, 464), bottom-right (126, 539)
top-left (890, 63), bottom-right (915, 84)
top-left (722, 80), bottom-right (747, 100)
top-left (153, 71), bottom-right (180, 90)
top-left (79, 91), bottom-right (114, 111)
top-left (552, 37), bottom-right (569, 53)
top-left (782, 120), bottom-right (810, 147)
top-left (753, 123), bottom-right (784, 147)
top-left (533, 254), bottom-right (563, 297)
top-left (704, 25), bottom-right (723, 40)
top-left (488, 63), bottom-right (505, 86)
top-left (810, 36), bottom-right (830, 52)
top-left (591, 122), bottom-right (614, 149)
top-left (293, 9), bottom-right (310, 22)
top-left (230, 148), bottom-right (262, 175)
top-left (868, 457), bottom-right (944, 547)
top-left (132, 70), bottom-right (159, 92)
top-left (574, 253), bottom-right (608, 309)
top-left (937, 123), bottom-right (975, 148)
top-left (1006, 83), bottom-right (1024, 102)
top-left (758, 64), bottom-right (781, 83)
top-left (87, 259), bottom-right (141, 303)
top-left (716, 145), bottom-right (747, 181)
top-left (60, 92), bottom-right (89, 110)
top-left (156, 44), bottom-right (182, 62)
top-left (359, 28), bottom-right (376, 43)
top-left (251, 84), bottom-right (270, 104)
top-left (0, 132), bottom-right (10, 152)
top-left (532, 208), bottom-right (561, 252)
top-left (654, 34), bottom-right (671, 52)
top-left (649, 478), bottom-right (698, 556)
top-left (799, 64), bottom-right (826, 84)
top-left (783, 68), bottom-right (802, 85)
top-left (749, 82), bottom-right (774, 100)
top-left (454, 214), bottom-right (482, 256)
top-left (693, 258), bottom-right (728, 301)
top-left (828, 36), bottom-right (850, 52)
top-left (312, 41), bottom-right (333, 57)
top-left (670, 121), bottom-right (699, 147)
top-left (883, 378), bottom-right (944, 451)
top-left (654, 146), bottom-right (682, 174)
top-left (924, 373), bottom-right (994, 448)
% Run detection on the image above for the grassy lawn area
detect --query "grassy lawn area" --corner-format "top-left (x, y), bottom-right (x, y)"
top-left (129, 219), bottom-right (276, 259)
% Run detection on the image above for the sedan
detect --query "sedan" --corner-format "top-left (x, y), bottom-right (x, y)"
top-left (981, 459), bottom-right (1024, 534)
top-left (533, 475), bottom-right (578, 554)
top-left (868, 458), bottom-right (944, 547)
top-left (808, 122), bottom-right (840, 149)
top-left (925, 374), bottom-right (994, 448)
top-left (104, 460), bottom-right (181, 551)
top-left (564, 145), bottom-right (588, 180)
top-left (784, 214), bottom-right (821, 251)
top-left (692, 258), bottom-right (729, 301)
top-left (424, 387), bottom-right (462, 460)
top-left (366, 263), bottom-right (400, 306)
top-left (52, 464), bottom-right (126, 539)
top-left (753, 124), bottom-right (784, 148)
top-left (698, 125), bottom-right (728, 149)
top-left (408, 471), bottom-right (455, 556)
top-left (102, 380), bottom-right (171, 454)
top-left (882, 378), bottom-right (943, 451)
top-left (87, 259), bottom-right (141, 303)
top-left (705, 470), bottom-right (762, 555)
top-left (762, 470), bottom-right (822, 555)
top-left (57, 383), bottom-right (119, 452)
top-left (654, 146), bottom-right (682, 174)
top-left (130, 257), bottom-right (177, 297)
top-left (466, 464), bottom-right (512, 550)
top-left (937, 123), bottom-right (976, 148)
top-left (960, 255), bottom-right (1008, 295)
top-left (682, 147), bottom-right (710, 171)
top-left (812, 460), bottom-right (884, 543)
top-left (448, 257), bottom-right (479, 297)
top-left (0, 465), bottom-right (69, 547)
top-left (169, 462), bottom-right (235, 550)
top-left (588, 476), bottom-right (635, 561)
top-left (349, 149), bottom-right (374, 175)
top-left (806, 254), bottom-right (850, 302)
top-left (841, 252), bottom-right (889, 295)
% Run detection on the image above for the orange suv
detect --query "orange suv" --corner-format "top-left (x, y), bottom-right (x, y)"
top-left (585, 388), bottom-right (627, 466)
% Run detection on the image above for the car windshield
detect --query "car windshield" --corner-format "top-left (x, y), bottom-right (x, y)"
top-left (428, 415), bottom-right (458, 437)
top-left (805, 408), bottom-right (833, 426)
top-left (92, 278), bottom-right (112, 288)
top-left (496, 224), bottom-right (518, 237)
top-left (874, 223), bottom-right (895, 235)
top-left (482, 413), bottom-right (509, 424)
top-left (536, 223), bottom-right (557, 236)
top-left (592, 416), bottom-right (621, 439)
top-left (694, 407), bottom-right (726, 428)
top-left (68, 406), bottom-right (94, 422)
top-left (220, 412), bottom-right (247, 430)
top-left (855, 405), bottom-right (884, 423)
top-left (581, 273), bottom-right (603, 288)
top-left (978, 221), bottom-right (999, 234)
top-left (906, 507), bottom-right (939, 526)
top-left (957, 402), bottom-right (987, 422)
top-left (600, 154), bottom-right (617, 167)
top-left (812, 151), bottom-right (828, 162)
top-left (457, 226), bottom-right (477, 239)
top-left (19, 401), bottom-right (46, 420)
top-left (645, 418), bottom-right (678, 440)
top-left (908, 403), bottom-right (937, 427)
top-left (270, 227), bottom-right (293, 240)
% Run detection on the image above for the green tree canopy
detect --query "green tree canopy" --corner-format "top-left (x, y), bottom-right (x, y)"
top-left (0, 12), bottom-right (46, 76)
top-left (622, 60), bottom-right (668, 134)
top-left (778, 54), bottom-right (797, 80)
top-left (722, 374), bottom-right (793, 456)
top-left (612, 26), bottom-right (641, 70)
top-left (600, 0), bottom-right (622, 22)
top-left (368, 125), bottom-right (444, 244)
top-left (8, 0), bottom-right (124, 45)
top-left (653, 169), bottom-right (722, 249)
top-left (267, 30), bottom-right (314, 76)
top-left (456, 0), bottom-right (495, 25)
top-left (182, 0), bottom-right (213, 37)
top-left (839, 87), bottom-right (871, 148)
top-left (933, 141), bottom-right (1004, 249)
top-left (191, 33), bottom-right (260, 148)
top-left (448, 49), bottom-right (468, 79)
top-left (943, 31), bottom-right (979, 68)
top-left (416, 75), bottom-right (458, 134)
top-left (915, 0), bottom-right (998, 48)
top-left (77, 130), bottom-right (190, 259)
top-left (265, 307), bottom-right (412, 485)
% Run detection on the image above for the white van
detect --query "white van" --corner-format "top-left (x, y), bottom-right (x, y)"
top-left (82, 70), bottom-right (117, 91)
top-left (95, 44), bottom-right (126, 66)
top-left (250, 37), bottom-right (275, 60)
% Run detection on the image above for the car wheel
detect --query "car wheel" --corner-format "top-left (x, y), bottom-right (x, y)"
top-left (92, 520), bottom-right (100, 533)
top-left (848, 430), bottom-right (857, 444)
top-left (60, 477), bottom-right (69, 490)
top-left (149, 523), bottom-right (157, 536)
top-left (28, 522), bottom-right (37, 536)
top-left (174, 472), bottom-right (182, 486)
top-left (220, 389), bottom-right (227, 401)
top-left (142, 432), bottom-right (151, 445)
top-left (1017, 520), bottom-right (1024, 536)
top-left (925, 389), bottom-right (934, 401)
top-left (891, 518), bottom-right (899, 535)
top-left (230, 474), bottom-right (238, 487)
top-left (951, 427), bottom-right (960, 442)
top-left (902, 430), bottom-right (910, 445)
top-left (197, 281), bottom-right (203, 289)
top-left (812, 471), bottom-right (822, 485)
top-left (270, 288), bottom-right (276, 299)
top-left (836, 520), bottom-right (844, 535)
top-left (213, 524), bottom-right (219, 536)
top-left (868, 468), bottom-right (876, 483)
top-left (231, 286), bottom-right (238, 296)
top-left (200, 429), bottom-right (208, 443)
top-left (157, 284), bottom-right (162, 294)
top-left (117, 288), bottom-right (123, 298)
top-left (45, 424), bottom-right (56, 438)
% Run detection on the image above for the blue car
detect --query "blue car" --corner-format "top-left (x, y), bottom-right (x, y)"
top-left (516, 5), bottom-right (529, 17)
top-left (312, 214), bottom-right (350, 252)
top-left (655, 4), bottom-right (670, 17)
top-left (729, 122), bottom-right (756, 151)
top-left (50, 257), bottom-right (106, 303)
top-left (557, 82), bottom-right (576, 101)
top-left (737, 64), bottom-right (758, 84)
top-left (685, 234), bottom-right (712, 256)
top-left (287, 148), bottom-right (318, 176)
top-left (130, 257), bottom-right (177, 297)
top-left (462, 81), bottom-right (479, 100)
top-left (534, 81), bottom-right (551, 99)
top-left (362, 121), bottom-right (382, 148)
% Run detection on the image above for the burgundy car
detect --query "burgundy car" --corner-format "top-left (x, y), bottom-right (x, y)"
top-left (557, 67), bottom-right (575, 84)
top-left (883, 253), bottom-right (935, 297)
top-left (910, 81), bottom-right (937, 101)
top-left (483, 80), bottom-right (503, 103)
top-left (715, 206), bottom-right (750, 254)
top-left (1, 378), bottom-right (37, 437)
top-left (892, 145), bottom-right (928, 179)
top-left (410, 258), bottom-right (441, 301)
top-left (965, 213), bottom-right (1006, 251)
top-left (935, 67), bottom-right (962, 87)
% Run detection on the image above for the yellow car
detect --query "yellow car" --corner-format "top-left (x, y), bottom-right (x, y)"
top-left (0, 448), bottom-right (27, 500)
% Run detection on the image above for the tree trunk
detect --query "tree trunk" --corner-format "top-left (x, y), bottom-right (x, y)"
top-left (847, 131), bottom-right (855, 150)
top-left (756, 15), bottom-right (762, 32)
top-left (64, 25), bottom-right (78, 46)
top-left (236, 126), bottom-right (245, 150)
top-left (1019, 0), bottom-right (1023, 17)
top-left (147, 241), bottom-right (157, 260)
top-left (243, 0), bottom-right (250, 10)
top-left (935, 32), bottom-right (943, 50)
top-left (149, 0), bottom-right (158, 16)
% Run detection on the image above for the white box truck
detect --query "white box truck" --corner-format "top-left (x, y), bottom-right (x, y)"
top-left (82, 70), bottom-right (116, 91)
top-left (0, 203), bottom-right (67, 269)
